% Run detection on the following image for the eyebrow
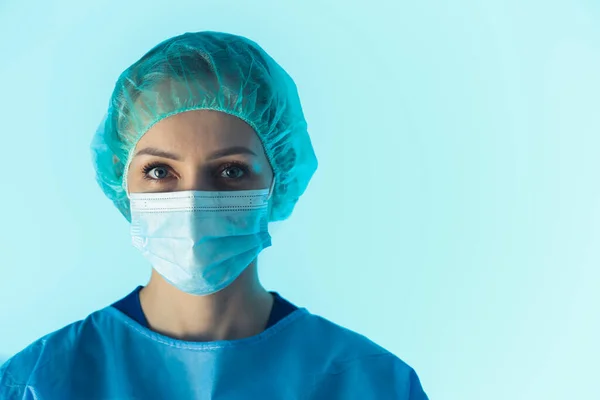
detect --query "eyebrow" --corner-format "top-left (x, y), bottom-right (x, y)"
top-left (207, 146), bottom-right (257, 160)
top-left (134, 148), bottom-right (182, 160)
top-left (134, 146), bottom-right (257, 161)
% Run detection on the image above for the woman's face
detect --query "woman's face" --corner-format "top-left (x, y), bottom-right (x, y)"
top-left (127, 110), bottom-right (273, 194)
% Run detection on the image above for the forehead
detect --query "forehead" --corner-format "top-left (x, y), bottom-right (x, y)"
top-left (135, 109), bottom-right (263, 156)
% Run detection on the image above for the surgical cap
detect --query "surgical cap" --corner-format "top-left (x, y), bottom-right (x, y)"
top-left (91, 31), bottom-right (318, 222)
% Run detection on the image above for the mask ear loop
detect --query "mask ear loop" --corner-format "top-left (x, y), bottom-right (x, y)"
top-left (266, 178), bottom-right (276, 200)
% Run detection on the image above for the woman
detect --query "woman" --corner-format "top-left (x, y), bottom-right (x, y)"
top-left (0, 31), bottom-right (428, 399)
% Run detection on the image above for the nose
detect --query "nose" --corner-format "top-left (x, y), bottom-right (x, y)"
top-left (178, 169), bottom-right (214, 191)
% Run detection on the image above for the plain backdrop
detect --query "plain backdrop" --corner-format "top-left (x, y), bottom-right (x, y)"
top-left (1, 1), bottom-right (599, 399)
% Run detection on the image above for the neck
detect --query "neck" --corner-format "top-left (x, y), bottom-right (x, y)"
top-left (139, 263), bottom-right (273, 342)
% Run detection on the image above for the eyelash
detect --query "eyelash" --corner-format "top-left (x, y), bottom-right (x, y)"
top-left (140, 161), bottom-right (250, 182)
top-left (214, 161), bottom-right (250, 180)
top-left (141, 162), bottom-right (171, 182)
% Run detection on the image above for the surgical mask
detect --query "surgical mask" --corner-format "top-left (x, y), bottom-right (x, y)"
top-left (128, 187), bottom-right (272, 296)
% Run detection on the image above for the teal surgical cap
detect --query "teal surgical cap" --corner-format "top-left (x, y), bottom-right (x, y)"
top-left (91, 31), bottom-right (318, 222)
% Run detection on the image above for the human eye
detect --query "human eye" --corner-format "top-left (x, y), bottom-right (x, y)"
top-left (142, 162), bottom-right (173, 181)
top-left (217, 161), bottom-right (250, 180)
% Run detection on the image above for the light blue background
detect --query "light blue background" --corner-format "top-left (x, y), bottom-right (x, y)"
top-left (1, 1), bottom-right (599, 399)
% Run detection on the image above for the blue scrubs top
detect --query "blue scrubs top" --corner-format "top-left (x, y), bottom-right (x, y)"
top-left (0, 295), bottom-right (428, 399)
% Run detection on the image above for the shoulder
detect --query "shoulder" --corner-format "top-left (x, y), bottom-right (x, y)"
top-left (300, 312), bottom-right (398, 359)
top-left (0, 308), bottom-right (111, 395)
top-left (299, 313), bottom-right (429, 399)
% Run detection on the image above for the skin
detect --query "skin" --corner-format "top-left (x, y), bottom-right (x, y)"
top-left (126, 109), bottom-right (274, 342)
